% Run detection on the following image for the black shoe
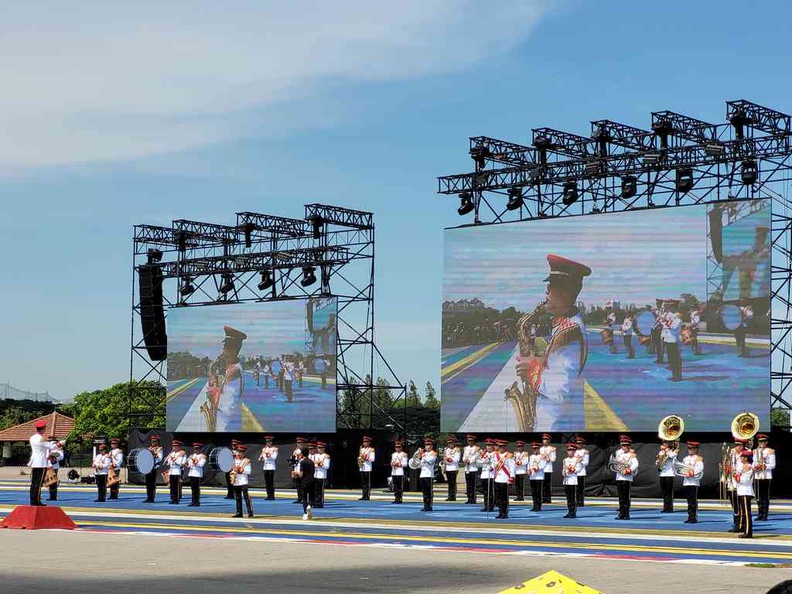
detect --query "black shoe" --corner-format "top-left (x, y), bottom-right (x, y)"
top-left (232, 513), bottom-right (242, 518)
top-left (391, 500), bottom-right (399, 504)
top-left (95, 499), bottom-right (105, 503)
top-left (169, 501), bottom-right (178, 505)
top-left (224, 496), bottom-right (235, 500)
top-left (568, 514), bottom-right (577, 519)
top-left (248, 513), bottom-right (254, 518)
top-left (684, 518), bottom-right (691, 523)
top-left (563, 513), bottom-right (571, 518)
top-left (187, 503), bottom-right (196, 507)
top-left (531, 507), bottom-right (541, 512)
top-left (623, 515), bottom-right (631, 520)
top-left (480, 507), bottom-right (488, 512)
top-left (689, 518), bottom-right (697, 524)
top-left (738, 533), bottom-right (752, 539)
top-left (615, 515), bottom-right (623, 520)
top-left (495, 514), bottom-right (505, 519)
top-left (265, 497), bottom-right (275, 501)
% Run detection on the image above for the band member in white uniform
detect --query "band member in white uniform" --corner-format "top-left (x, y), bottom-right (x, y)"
top-left (358, 436), bottom-right (375, 501)
top-left (312, 441), bottom-right (330, 507)
top-left (515, 254), bottom-right (592, 431)
top-left (492, 440), bottom-right (515, 519)
top-left (513, 440), bottom-right (528, 501)
top-left (92, 444), bottom-right (111, 502)
top-left (727, 438), bottom-right (746, 531)
top-left (292, 437), bottom-right (307, 503)
top-left (689, 306), bottom-right (702, 355)
top-left (419, 438), bottom-right (438, 512)
top-left (657, 440), bottom-right (678, 513)
top-left (443, 436), bottom-right (461, 501)
top-left (540, 434), bottom-right (556, 503)
top-left (232, 445), bottom-right (254, 518)
top-left (753, 434), bottom-right (776, 521)
top-left (478, 439), bottom-right (495, 512)
top-left (735, 304), bottom-right (753, 358)
top-left (259, 436), bottom-right (278, 501)
top-left (28, 420), bottom-right (52, 506)
top-left (621, 312), bottom-right (635, 359)
top-left (528, 441), bottom-right (548, 511)
top-left (187, 443), bottom-right (207, 506)
top-left (574, 436), bottom-right (589, 506)
top-left (463, 434), bottom-right (481, 505)
top-left (561, 443), bottom-right (583, 518)
top-left (390, 441), bottom-right (408, 504)
top-left (166, 440), bottom-right (187, 505)
top-left (662, 300), bottom-right (683, 382)
top-left (109, 438), bottom-right (124, 500)
top-left (614, 435), bottom-right (639, 520)
top-left (682, 440), bottom-right (703, 524)
top-left (46, 436), bottom-right (64, 501)
top-left (214, 326), bottom-right (247, 432)
top-left (144, 434), bottom-right (163, 503)
top-left (607, 310), bottom-right (618, 354)
top-left (734, 450), bottom-right (755, 538)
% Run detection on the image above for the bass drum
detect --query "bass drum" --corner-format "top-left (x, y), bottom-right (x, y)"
top-left (634, 309), bottom-right (657, 338)
top-left (209, 447), bottom-right (234, 473)
top-left (270, 359), bottom-right (283, 376)
top-left (719, 304), bottom-right (743, 331)
top-left (127, 448), bottom-right (155, 475)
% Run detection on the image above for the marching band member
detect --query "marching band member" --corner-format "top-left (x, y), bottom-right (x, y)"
top-left (419, 438), bottom-right (438, 512)
top-left (312, 442), bottom-right (330, 508)
top-left (109, 438), bottom-right (124, 500)
top-left (166, 440), bottom-right (187, 505)
top-left (463, 434), bottom-right (481, 505)
top-left (651, 300), bottom-right (665, 362)
top-left (662, 300), bottom-right (683, 382)
top-left (479, 439), bottom-right (495, 512)
top-left (293, 437), bottom-right (307, 503)
top-left (232, 445), bottom-right (254, 518)
top-left (614, 435), bottom-right (639, 520)
top-left (358, 436), bottom-right (375, 501)
top-left (28, 419), bottom-right (52, 506)
top-left (574, 436), bottom-right (589, 507)
top-left (540, 434), bottom-right (556, 504)
top-left (226, 439), bottom-right (241, 500)
top-left (726, 438), bottom-right (746, 531)
top-left (622, 312), bottom-right (635, 359)
top-left (657, 440), bottom-right (678, 513)
top-left (46, 436), bottom-right (64, 501)
top-left (293, 447), bottom-right (315, 520)
top-left (735, 303), bottom-right (753, 358)
top-left (492, 440), bottom-right (515, 519)
top-left (734, 450), bottom-right (755, 538)
top-left (259, 436), bottom-right (278, 501)
top-left (561, 443), bottom-right (583, 519)
top-left (689, 305), bottom-right (702, 355)
top-left (443, 436), bottom-right (461, 501)
top-left (513, 440), bottom-right (528, 501)
top-left (528, 441), bottom-right (548, 511)
top-left (753, 434), bottom-right (776, 521)
top-left (390, 441), bottom-right (408, 504)
top-left (144, 434), bottom-right (163, 503)
top-left (92, 444), bottom-right (111, 503)
top-left (682, 441), bottom-right (703, 524)
top-left (606, 309), bottom-right (618, 354)
top-left (187, 443), bottom-right (207, 507)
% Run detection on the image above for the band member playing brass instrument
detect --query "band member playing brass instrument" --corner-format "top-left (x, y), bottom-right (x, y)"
top-left (528, 441), bottom-right (548, 512)
top-left (734, 450), bottom-right (755, 538)
top-left (419, 438), bottom-right (438, 512)
top-left (259, 436), bottom-right (278, 501)
top-left (613, 435), bottom-right (639, 520)
top-left (312, 442), bottom-right (330, 508)
top-left (92, 444), bottom-right (111, 503)
top-left (657, 440), bottom-right (678, 513)
top-left (463, 434), bottom-right (481, 504)
top-left (232, 445), bottom-right (254, 518)
top-left (492, 440), bottom-right (515, 519)
top-left (726, 438), bottom-right (747, 531)
top-left (46, 436), bottom-right (64, 501)
top-left (540, 434), bottom-right (556, 503)
top-left (443, 436), bottom-right (461, 501)
top-left (187, 443), bottom-right (207, 507)
top-left (390, 441), bottom-right (408, 504)
top-left (679, 441), bottom-right (704, 524)
top-left (358, 436), bottom-right (375, 501)
top-left (109, 438), bottom-right (124, 500)
top-left (166, 440), bottom-right (187, 505)
top-left (561, 443), bottom-right (583, 519)
top-left (573, 437), bottom-right (589, 507)
top-left (478, 439), bottom-right (495, 512)
top-left (144, 434), bottom-right (163, 503)
top-left (513, 441), bottom-right (528, 501)
top-left (753, 434), bottom-right (776, 521)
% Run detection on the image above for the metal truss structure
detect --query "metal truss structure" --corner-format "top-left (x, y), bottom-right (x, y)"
top-left (130, 204), bottom-right (406, 431)
top-left (439, 100), bottom-right (792, 413)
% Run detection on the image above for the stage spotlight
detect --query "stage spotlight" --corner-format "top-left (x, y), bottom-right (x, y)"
top-left (676, 168), bottom-right (694, 193)
top-left (470, 146), bottom-right (491, 170)
top-left (147, 248), bottom-right (163, 264)
top-left (562, 182), bottom-right (578, 206)
top-left (506, 188), bottom-right (524, 211)
top-left (179, 277), bottom-right (196, 297)
top-left (621, 176), bottom-right (637, 198)
top-left (741, 160), bottom-right (758, 185)
top-left (241, 222), bottom-right (256, 248)
top-left (219, 273), bottom-right (235, 295)
top-left (457, 192), bottom-right (474, 216)
top-left (705, 142), bottom-right (725, 158)
top-left (301, 266), bottom-right (317, 287)
top-left (257, 270), bottom-right (273, 291)
top-left (308, 215), bottom-right (324, 240)
top-left (584, 161), bottom-right (601, 176)
top-left (643, 152), bottom-right (662, 166)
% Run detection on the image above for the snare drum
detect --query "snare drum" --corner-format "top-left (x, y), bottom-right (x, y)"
top-left (127, 448), bottom-right (155, 475)
top-left (719, 304), bottom-right (743, 331)
top-left (209, 447), bottom-right (234, 473)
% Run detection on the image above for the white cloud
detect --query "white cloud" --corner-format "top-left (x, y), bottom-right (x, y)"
top-left (0, 1), bottom-right (552, 169)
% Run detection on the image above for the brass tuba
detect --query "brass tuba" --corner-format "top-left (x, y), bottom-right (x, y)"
top-left (731, 411), bottom-right (759, 442)
top-left (505, 300), bottom-right (546, 431)
top-left (658, 414), bottom-right (685, 443)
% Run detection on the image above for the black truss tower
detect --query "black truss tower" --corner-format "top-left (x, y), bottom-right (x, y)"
top-left (130, 204), bottom-right (406, 432)
top-left (439, 99), bottom-right (792, 413)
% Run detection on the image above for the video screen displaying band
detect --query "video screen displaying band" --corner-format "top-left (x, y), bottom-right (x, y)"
top-left (441, 200), bottom-right (770, 433)
top-left (167, 298), bottom-right (337, 433)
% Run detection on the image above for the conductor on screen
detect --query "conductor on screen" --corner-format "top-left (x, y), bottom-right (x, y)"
top-left (514, 254), bottom-right (590, 431)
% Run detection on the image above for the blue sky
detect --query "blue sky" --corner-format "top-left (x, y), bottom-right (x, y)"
top-left (1, 1), bottom-right (791, 399)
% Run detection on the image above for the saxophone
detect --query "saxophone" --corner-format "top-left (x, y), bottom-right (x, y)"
top-left (505, 300), bottom-right (546, 431)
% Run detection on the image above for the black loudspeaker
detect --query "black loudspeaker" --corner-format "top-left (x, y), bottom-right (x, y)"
top-left (708, 205), bottom-right (723, 264)
top-left (138, 265), bottom-right (167, 361)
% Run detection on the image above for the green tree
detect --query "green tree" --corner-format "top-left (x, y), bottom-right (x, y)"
top-left (424, 382), bottom-right (439, 410)
top-left (69, 381), bottom-right (165, 440)
top-left (770, 408), bottom-right (790, 428)
top-left (406, 381), bottom-right (421, 408)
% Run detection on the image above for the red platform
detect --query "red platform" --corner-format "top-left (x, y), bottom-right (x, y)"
top-left (1, 505), bottom-right (76, 530)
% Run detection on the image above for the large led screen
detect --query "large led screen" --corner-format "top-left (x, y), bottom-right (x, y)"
top-left (167, 297), bottom-right (337, 432)
top-left (442, 200), bottom-right (770, 432)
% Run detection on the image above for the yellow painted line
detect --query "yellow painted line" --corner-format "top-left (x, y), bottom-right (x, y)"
top-left (75, 519), bottom-right (791, 559)
top-left (442, 343), bottom-right (501, 381)
top-left (241, 404), bottom-right (264, 432)
top-left (584, 380), bottom-right (628, 431)
top-left (166, 378), bottom-right (202, 402)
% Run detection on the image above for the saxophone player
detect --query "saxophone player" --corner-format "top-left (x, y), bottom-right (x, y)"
top-left (573, 437), bottom-right (589, 507)
top-left (492, 440), bottom-right (515, 519)
top-left (109, 438), bottom-right (124, 500)
top-left (358, 436), bottom-right (375, 501)
top-left (656, 440), bottom-right (678, 513)
top-left (419, 438), bottom-right (438, 512)
top-left (681, 441), bottom-right (703, 524)
top-left (187, 443), bottom-right (207, 507)
top-left (443, 436), bottom-right (461, 502)
top-left (259, 436), bottom-right (278, 501)
top-left (478, 439), bottom-right (495, 512)
top-left (231, 445), bottom-right (254, 518)
top-left (561, 443), bottom-right (583, 519)
top-left (515, 255), bottom-right (591, 431)
top-left (390, 441), bottom-right (408, 504)
top-left (528, 441), bottom-right (548, 512)
top-left (614, 435), bottom-right (639, 520)
top-left (144, 434), bottom-right (163, 503)
top-left (753, 434), bottom-right (776, 521)
top-left (463, 435), bottom-right (481, 505)
top-left (513, 441), bottom-right (527, 501)
top-left (734, 450), bottom-right (755, 538)
top-left (166, 440), bottom-right (187, 505)
top-left (540, 434), bottom-right (556, 504)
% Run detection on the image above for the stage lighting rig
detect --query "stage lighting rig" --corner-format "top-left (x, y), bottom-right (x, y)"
top-left (562, 182), bottom-right (578, 206)
top-left (506, 187), bottom-right (524, 211)
top-left (621, 175), bottom-right (637, 198)
top-left (219, 273), bottom-right (235, 295)
top-left (705, 142), bottom-right (725, 158)
top-left (458, 192), bottom-right (474, 216)
top-left (179, 277), bottom-right (196, 297)
top-left (147, 248), bottom-right (163, 264)
top-left (308, 214), bottom-right (324, 240)
top-left (301, 266), bottom-right (317, 287)
top-left (257, 270), bottom-right (274, 291)
top-left (643, 152), bottom-right (662, 167)
top-left (676, 168), bottom-right (694, 193)
top-left (470, 146), bottom-right (491, 170)
top-left (741, 160), bottom-right (758, 185)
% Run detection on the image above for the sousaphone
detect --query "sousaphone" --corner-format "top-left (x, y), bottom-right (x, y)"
top-left (658, 414), bottom-right (685, 443)
top-left (731, 411), bottom-right (759, 442)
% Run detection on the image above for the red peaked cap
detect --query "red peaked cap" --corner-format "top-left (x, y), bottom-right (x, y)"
top-left (686, 441), bottom-right (700, 447)
top-left (34, 420), bottom-right (48, 429)
top-left (543, 254), bottom-right (592, 283)
top-left (620, 435), bottom-right (632, 444)
top-left (757, 434), bottom-right (768, 441)
top-left (193, 442), bottom-right (203, 448)
top-left (566, 443), bottom-right (577, 449)
top-left (515, 440), bottom-right (526, 446)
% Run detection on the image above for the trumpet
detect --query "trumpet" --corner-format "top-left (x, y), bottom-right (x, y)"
top-left (408, 449), bottom-right (422, 470)
top-left (505, 300), bottom-right (546, 431)
top-left (673, 460), bottom-right (703, 479)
